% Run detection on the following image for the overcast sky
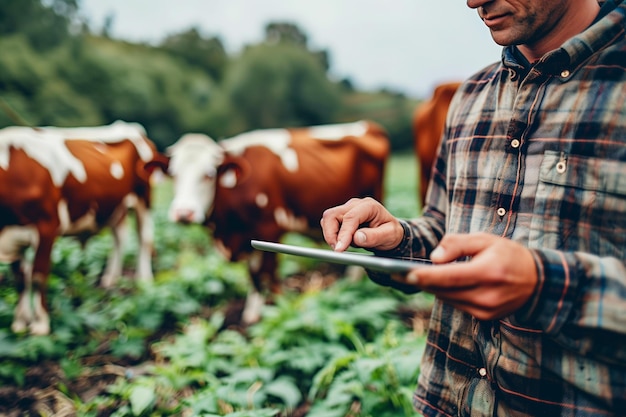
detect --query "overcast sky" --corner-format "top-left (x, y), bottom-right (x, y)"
top-left (79, 0), bottom-right (503, 98)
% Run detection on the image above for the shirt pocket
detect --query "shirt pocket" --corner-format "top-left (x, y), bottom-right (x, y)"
top-left (530, 150), bottom-right (626, 257)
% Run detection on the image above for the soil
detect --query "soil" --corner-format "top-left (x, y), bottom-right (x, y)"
top-left (0, 266), bottom-right (430, 417)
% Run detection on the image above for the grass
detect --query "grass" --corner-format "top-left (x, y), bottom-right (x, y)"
top-left (384, 151), bottom-right (422, 218)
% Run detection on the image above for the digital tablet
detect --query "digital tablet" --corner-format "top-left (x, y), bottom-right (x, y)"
top-left (251, 240), bottom-right (432, 273)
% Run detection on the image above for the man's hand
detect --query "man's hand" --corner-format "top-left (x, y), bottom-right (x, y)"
top-left (320, 197), bottom-right (404, 252)
top-left (394, 233), bottom-right (538, 320)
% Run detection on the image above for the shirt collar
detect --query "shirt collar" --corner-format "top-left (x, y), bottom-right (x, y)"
top-left (501, 0), bottom-right (623, 77)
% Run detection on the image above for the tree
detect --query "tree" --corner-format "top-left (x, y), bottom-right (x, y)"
top-left (219, 43), bottom-right (341, 133)
top-left (263, 22), bottom-right (330, 71)
top-left (159, 28), bottom-right (228, 81)
top-left (0, 0), bottom-right (78, 51)
top-left (265, 22), bottom-right (308, 47)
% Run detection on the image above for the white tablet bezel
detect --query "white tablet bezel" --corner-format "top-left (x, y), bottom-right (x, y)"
top-left (250, 239), bottom-right (431, 273)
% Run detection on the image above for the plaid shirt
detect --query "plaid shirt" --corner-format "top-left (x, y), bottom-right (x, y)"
top-left (371, 1), bottom-right (626, 416)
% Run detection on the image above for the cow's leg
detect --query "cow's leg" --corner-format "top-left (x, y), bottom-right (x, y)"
top-left (133, 199), bottom-right (154, 283)
top-left (10, 259), bottom-right (31, 333)
top-left (29, 271), bottom-right (50, 335)
top-left (242, 290), bottom-right (265, 325)
top-left (242, 250), bottom-right (278, 324)
top-left (101, 217), bottom-right (127, 288)
top-left (28, 232), bottom-right (55, 335)
top-left (2, 226), bottom-right (37, 333)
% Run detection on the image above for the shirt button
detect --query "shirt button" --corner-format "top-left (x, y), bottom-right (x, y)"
top-left (478, 368), bottom-right (488, 377)
top-left (497, 207), bottom-right (507, 217)
top-left (561, 69), bottom-right (570, 78)
top-left (511, 139), bottom-right (520, 148)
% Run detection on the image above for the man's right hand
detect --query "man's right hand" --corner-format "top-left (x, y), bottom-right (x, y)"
top-left (320, 197), bottom-right (404, 252)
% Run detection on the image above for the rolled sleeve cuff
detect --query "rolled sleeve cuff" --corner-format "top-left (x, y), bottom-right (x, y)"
top-left (514, 248), bottom-right (581, 335)
top-left (365, 220), bottom-right (422, 294)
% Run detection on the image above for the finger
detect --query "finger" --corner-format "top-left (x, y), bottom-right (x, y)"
top-left (391, 270), bottom-right (479, 300)
top-left (430, 286), bottom-right (526, 321)
top-left (320, 207), bottom-right (344, 249)
top-left (333, 200), bottom-right (377, 251)
top-left (397, 262), bottom-right (483, 290)
top-left (334, 215), bottom-right (362, 251)
top-left (321, 199), bottom-right (366, 251)
top-left (354, 221), bottom-right (403, 250)
top-left (430, 232), bottom-right (497, 263)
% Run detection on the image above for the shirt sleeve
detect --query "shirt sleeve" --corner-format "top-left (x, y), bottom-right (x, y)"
top-left (515, 249), bottom-right (626, 364)
top-left (366, 216), bottom-right (444, 293)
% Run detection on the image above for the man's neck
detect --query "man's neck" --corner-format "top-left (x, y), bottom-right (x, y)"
top-left (518, 1), bottom-right (601, 62)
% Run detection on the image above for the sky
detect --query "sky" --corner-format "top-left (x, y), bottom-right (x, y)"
top-left (79, 0), bottom-right (504, 98)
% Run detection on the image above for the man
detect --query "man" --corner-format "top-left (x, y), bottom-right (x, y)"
top-left (320, 1), bottom-right (625, 416)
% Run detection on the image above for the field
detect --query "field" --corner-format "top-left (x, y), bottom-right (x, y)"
top-left (0, 152), bottom-right (432, 417)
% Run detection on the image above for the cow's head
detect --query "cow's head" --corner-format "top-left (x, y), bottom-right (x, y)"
top-left (166, 133), bottom-right (225, 224)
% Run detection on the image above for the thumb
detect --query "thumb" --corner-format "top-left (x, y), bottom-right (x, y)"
top-left (353, 223), bottom-right (401, 250)
top-left (430, 233), bottom-right (494, 262)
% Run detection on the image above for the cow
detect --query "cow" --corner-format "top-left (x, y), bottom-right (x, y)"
top-left (412, 81), bottom-right (461, 207)
top-left (0, 121), bottom-right (167, 335)
top-left (164, 120), bottom-right (390, 323)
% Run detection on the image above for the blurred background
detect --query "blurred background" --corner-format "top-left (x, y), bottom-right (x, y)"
top-left (0, 2), bottom-right (509, 415)
top-left (0, 0), bottom-right (501, 152)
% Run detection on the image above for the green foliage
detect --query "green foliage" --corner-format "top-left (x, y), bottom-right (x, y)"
top-left (159, 27), bottom-right (228, 81)
top-left (384, 151), bottom-right (421, 218)
top-left (338, 90), bottom-right (419, 151)
top-left (0, 0), bottom-right (78, 51)
top-left (265, 22), bottom-right (309, 48)
top-left (221, 43), bottom-right (342, 133)
top-left (0, 0), bottom-right (420, 151)
top-left (0, 154), bottom-right (429, 415)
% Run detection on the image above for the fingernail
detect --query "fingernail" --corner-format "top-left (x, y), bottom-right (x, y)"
top-left (431, 246), bottom-right (444, 259)
top-left (355, 231), bottom-right (366, 245)
top-left (407, 271), bottom-right (419, 284)
top-left (334, 240), bottom-right (344, 251)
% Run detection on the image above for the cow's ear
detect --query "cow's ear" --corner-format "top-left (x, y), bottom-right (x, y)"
top-left (144, 153), bottom-right (170, 176)
top-left (217, 156), bottom-right (251, 188)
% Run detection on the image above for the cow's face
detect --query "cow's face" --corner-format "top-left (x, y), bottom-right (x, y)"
top-left (167, 134), bottom-right (224, 224)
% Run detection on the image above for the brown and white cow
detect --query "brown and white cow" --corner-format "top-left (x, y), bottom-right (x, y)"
top-left (412, 81), bottom-right (461, 207)
top-left (0, 121), bottom-right (167, 335)
top-left (165, 120), bottom-right (390, 323)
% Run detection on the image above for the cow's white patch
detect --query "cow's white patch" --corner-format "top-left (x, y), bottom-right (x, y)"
top-left (274, 207), bottom-right (308, 232)
top-left (214, 239), bottom-right (232, 260)
top-left (242, 290), bottom-right (265, 324)
top-left (219, 169), bottom-right (238, 188)
top-left (221, 129), bottom-right (290, 155)
top-left (124, 193), bottom-right (139, 209)
top-left (0, 225), bottom-right (39, 263)
top-left (40, 120), bottom-right (155, 162)
top-left (221, 129), bottom-right (300, 172)
top-left (307, 120), bottom-right (368, 140)
top-left (167, 133), bottom-right (223, 223)
top-left (11, 291), bottom-right (32, 333)
top-left (255, 193), bottom-right (269, 208)
top-left (281, 148), bottom-right (299, 171)
top-left (0, 127), bottom-right (87, 185)
top-left (57, 199), bottom-right (99, 235)
top-left (249, 250), bottom-right (263, 273)
top-left (110, 161), bottom-right (124, 179)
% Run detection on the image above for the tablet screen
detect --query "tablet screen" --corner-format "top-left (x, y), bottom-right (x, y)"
top-left (251, 240), bottom-right (431, 273)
